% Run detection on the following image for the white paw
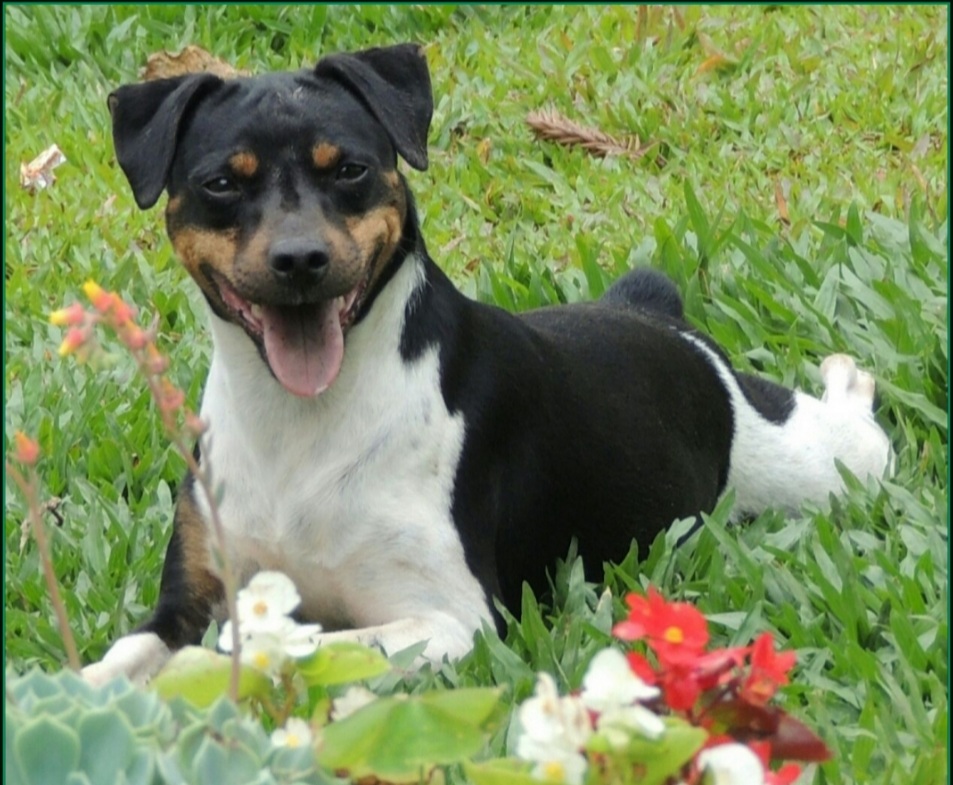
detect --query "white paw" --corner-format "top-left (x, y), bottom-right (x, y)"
top-left (82, 632), bottom-right (171, 687)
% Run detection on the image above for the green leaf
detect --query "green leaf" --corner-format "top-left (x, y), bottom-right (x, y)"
top-left (683, 181), bottom-right (711, 261)
top-left (14, 716), bottom-right (80, 785)
top-left (189, 734), bottom-right (262, 784)
top-left (76, 708), bottom-right (136, 784)
top-left (463, 758), bottom-right (542, 785)
top-left (319, 688), bottom-right (502, 781)
top-left (149, 646), bottom-right (272, 708)
top-left (296, 642), bottom-right (391, 687)
top-left (845, 203), bottom-right (864, 246)
top-left (607, 718), bottom-right (707, 785)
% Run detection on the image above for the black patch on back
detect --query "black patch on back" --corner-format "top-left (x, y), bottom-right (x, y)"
top-left (735, 372), bottom-right (796, 425)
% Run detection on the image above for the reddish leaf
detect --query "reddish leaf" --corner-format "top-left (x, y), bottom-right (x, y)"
top-left (708, 700), bottom-right (831, 762)
top-left (770, 714), bottom-right (832, 762)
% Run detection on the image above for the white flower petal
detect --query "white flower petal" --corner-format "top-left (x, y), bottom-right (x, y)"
top-left (281, 621), bottom-right (322, 659)
top-left (240, 632), bottom-right (289, 678)
top-left (581, 648), bottom-right (659, 713)
top-left (596, 704), bottom-right (666, 745)
top-left (530, 751), bottom-right (588, 785)
top-left (237, 571), bottom-right (302, 631)
top-left (516, 673), bottom-right (592, 764)
top-left (697, 743), bottom-right (766, 785)
top-left (218, 620), bottom-right (236, 653)
top-left (271, 717), bottom-right (313, 749)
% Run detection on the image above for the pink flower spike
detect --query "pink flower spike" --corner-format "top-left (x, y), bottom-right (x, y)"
top-left (144, 346), bottom-right (170, 374)
top-left (82, 281), bottom-right (113, 313)
top-left (110, 297), bottom-right (136, 325)
top-left (49, 302), bottom-right (86, 327)
top-left (158, 380), bottom-right (186, 414)
top-left (58, 326), bottom-right (89, 356)
top-left (184, 413), bottom-right (207, 437)
top-left (13, 431), bottom-right (40, 466)
top-left (122, 325), bottom-right (148, 351)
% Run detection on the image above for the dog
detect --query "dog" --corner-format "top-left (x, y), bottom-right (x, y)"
top-left (82, 43), bottom-right (892, 686)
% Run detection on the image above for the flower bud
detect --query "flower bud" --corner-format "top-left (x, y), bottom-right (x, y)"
top-left (13, 431), bottom-right (40, 466)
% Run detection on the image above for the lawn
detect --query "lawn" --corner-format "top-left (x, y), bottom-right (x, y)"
top-left (4, 6), bottom-right (948, 785)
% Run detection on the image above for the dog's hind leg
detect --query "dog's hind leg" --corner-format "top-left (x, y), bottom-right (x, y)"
top-left (684, 337), bottom-right (893, 518)
top-left (601, 268), bottom-right (684, 320)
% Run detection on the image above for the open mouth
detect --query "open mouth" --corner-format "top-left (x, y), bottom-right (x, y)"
top-left (211, 272), bottom-right (369, 398)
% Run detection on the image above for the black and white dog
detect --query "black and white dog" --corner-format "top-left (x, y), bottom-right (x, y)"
top-left (84, 44), bottom-right (891, 685)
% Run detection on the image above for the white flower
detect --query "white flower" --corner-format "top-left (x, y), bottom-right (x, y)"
top-left (697, 743), bottom-right (766, 785)
top-left (220, 615), bottom-right (321, 655)
top-left (515, 673), bottom-right (592, 785)
top-left (218, 570), bottom-right (322, 673)
top-left (596, 703), bottom-right (666, 746)
top-left (581, 648), bottom-right (659, 713)
top-left (236, 571), bottom-right (304, 633)
top-left (228, 629), bottom-right (287, 679)
top-left (331, 686), bottom-right (378, 722)
top-left (271, 717), bottom-right (313, 749)
top-left (579, 648), bottom-right (665, 747)
top-left (530, 751), bottom-right (589, 785)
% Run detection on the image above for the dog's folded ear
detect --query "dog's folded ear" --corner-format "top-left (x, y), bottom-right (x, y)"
top-left (108, 74), bottom-right (223, 209)
top-left (314, 43), bottom-right (433, 171)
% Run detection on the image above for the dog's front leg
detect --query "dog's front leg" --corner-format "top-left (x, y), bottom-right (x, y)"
top-left (83, 476), bottom-right (223, 686)
top-left (313, 612), bottom-right (479, 666)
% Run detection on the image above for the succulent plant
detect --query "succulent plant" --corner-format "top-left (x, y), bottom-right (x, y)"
top-left (5, 668), bottom-right (338, 785)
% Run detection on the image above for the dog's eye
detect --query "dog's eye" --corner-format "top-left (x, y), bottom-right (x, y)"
top-left (336, 163), bottom-right (368, 183)
top-left (202, 176), bottom-right (239, 198)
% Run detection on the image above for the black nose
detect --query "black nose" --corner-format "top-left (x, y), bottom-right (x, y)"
top-left (268, 237), bottom-right (330, 283)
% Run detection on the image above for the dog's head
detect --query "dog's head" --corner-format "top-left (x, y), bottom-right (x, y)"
top-left (108, 44), bottom-right (433, 397)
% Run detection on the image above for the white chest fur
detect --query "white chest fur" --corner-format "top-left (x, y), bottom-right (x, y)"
top-left (195, 258), bottom-right (491, 642)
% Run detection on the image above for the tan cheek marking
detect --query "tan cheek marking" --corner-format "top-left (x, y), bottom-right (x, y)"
top-left (228, 151), bottom-right (259, 178)
top-left (383, 170), bottom-right (400, 189)
top-left (312, 142), bottom-right (341, 171)
top-left (345, 205), bottom-right (405, 284)
top-left (170, 227), bottom-right (239, 298)
top-left (166, 195), bottom-right (183, 216)
top-left (175, 488), bottom-right (223, 612)
top-left (322, 224), bottom-right (360, 276)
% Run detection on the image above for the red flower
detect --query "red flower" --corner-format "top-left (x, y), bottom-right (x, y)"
top-left (613, 587), bottom-right (709, 665)
top-left (740, 633), bottom-right (797, 707)
top-left (625, 651), bottom-right (658, 685)
top-left (658, 661), bottom-right (703, 711)
top-left (750, 741), bottom-right (802, 785)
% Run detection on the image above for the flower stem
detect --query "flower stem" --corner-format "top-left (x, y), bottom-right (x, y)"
top-left (6, 463), bottom-right (81, 672)
top-left (133, 345), bottom-right (243, 702)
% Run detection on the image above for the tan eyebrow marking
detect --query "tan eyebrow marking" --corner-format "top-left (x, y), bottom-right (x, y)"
top-left (228, 151), bottom-right (259, 177)
top-left (312, 142), bottom-right (342, 171)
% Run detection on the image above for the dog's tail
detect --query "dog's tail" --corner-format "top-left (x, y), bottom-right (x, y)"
top-left (600, 268), bottom-right (683, 320)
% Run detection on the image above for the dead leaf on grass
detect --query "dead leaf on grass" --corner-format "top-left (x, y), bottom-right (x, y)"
top-left (526, 108), bottom-right (658, 163)
top-left (20, 144), bottom-right (66, 192)
top-left (142, 45), bottom-right (248, 81)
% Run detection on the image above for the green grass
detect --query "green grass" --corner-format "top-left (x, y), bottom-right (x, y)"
top-left (4, 6), bottom-right (948, 784)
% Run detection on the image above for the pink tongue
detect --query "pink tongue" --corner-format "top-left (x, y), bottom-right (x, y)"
top-left (261, 300), bottom-right (344, 397)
